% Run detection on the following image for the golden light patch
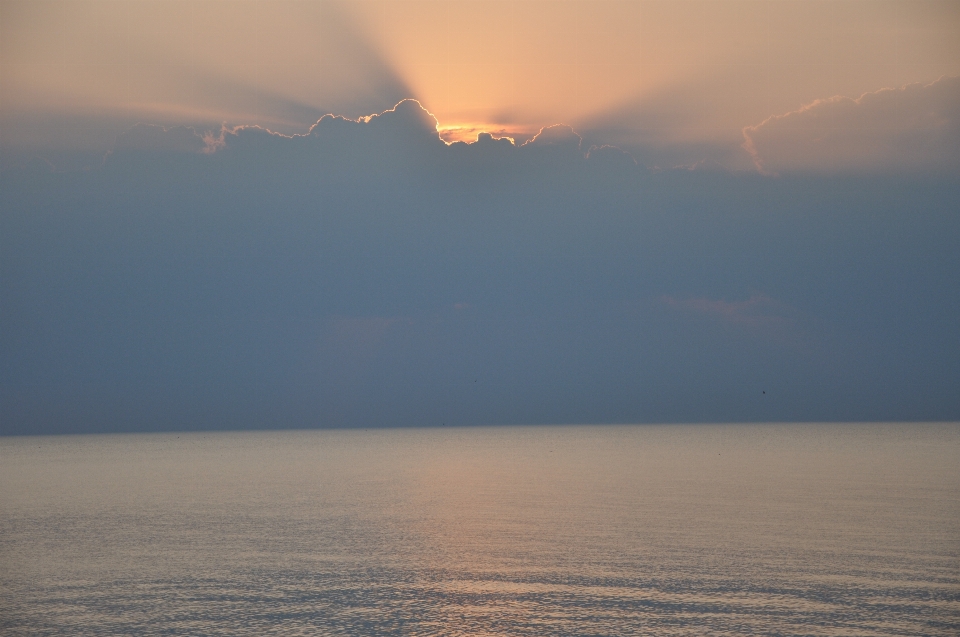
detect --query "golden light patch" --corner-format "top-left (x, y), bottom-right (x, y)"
top-left (436, 124), bottom-right (534, 146)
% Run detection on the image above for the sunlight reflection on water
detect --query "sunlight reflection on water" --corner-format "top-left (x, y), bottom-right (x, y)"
top-left (2, 423), bottom-right (958, 635)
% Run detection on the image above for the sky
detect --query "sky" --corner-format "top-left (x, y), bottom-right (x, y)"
top-left (4, 0), bottom-right (959, 169)
top-left (1, 1), bottom-right (959, 434)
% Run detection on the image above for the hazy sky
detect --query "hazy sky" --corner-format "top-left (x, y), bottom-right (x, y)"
top-left (2, 0), bottom-right (958, 168)
top-left (1, 1), bottom-right (958, 433)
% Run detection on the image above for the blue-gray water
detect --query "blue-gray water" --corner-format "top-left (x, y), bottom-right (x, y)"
top-left (2, 423), bottom-right (958, 635)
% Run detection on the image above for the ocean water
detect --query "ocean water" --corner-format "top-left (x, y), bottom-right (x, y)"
top-left (1, 423), bottom-right (958, 636)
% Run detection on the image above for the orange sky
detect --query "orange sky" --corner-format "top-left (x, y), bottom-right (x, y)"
top-left (2, 0), bottom-right (958, 166)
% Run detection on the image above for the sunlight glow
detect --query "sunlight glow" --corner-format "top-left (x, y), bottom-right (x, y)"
top-left (437, 124), bottom-right (531, 145)
top-left (2, 0), bottom-right (958, 170)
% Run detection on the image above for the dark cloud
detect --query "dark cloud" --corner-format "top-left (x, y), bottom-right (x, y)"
top-left (2, 101), bottom-right (958, 433)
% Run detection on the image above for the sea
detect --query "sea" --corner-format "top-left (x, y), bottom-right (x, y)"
top-left (1, 423), bottom-right (958, 636)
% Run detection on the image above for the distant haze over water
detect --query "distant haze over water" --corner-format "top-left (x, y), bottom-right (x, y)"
top-left (2, 423), bottom-right (958, 635)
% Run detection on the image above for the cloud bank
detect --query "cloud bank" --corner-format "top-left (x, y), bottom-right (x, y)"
top-left (110, 100), bottom-right (630, 172)
top-left (743, 76), bottom-right (960, 175)
top-left (2, 99), bottom-right (958, 433)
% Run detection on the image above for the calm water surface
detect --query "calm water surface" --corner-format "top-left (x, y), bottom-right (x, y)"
top-left (1, 423), bottom-right (958, 635)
